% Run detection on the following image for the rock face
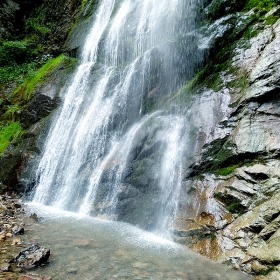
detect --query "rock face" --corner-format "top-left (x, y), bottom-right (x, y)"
top-left (20, 94), bottom-right (60, 129)
top-left (0, 0), bottom-right (19, 39)
top-left (171, 5), bottom-right (280, 279)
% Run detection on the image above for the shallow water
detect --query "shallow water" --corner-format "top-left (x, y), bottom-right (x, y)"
top-left (22, 203), bottom-right (253, 280)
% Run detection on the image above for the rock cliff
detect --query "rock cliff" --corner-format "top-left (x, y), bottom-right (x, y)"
top-left (172, 2), bottom-right (280, 279)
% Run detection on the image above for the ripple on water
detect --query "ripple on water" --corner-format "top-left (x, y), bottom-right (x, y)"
top-left (23, 203), bottom-right (252, 280)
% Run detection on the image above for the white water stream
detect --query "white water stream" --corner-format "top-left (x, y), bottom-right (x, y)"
top-left (32, 0), bottom-right (195, 233)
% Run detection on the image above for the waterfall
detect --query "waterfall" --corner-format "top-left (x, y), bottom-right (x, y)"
top-left (32, 0), bottom-right (200, 234)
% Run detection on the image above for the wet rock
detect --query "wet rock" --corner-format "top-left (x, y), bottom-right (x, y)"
top-left (6, 232), bottom-right (12, 238)
top-left (66, 268), bottom-right (78, 275)
top-left (259, 215), bottom-right (280, 240)
top-left (0, 263), bottom-right (11, 271)
top-left (30, 213), bottom-right (41, 222)
top-left (13, 202), bottom-right (22, 209)
top-left (12, 237), bottom-right (22, 245)
top-left (251, 260), bottom-right (268, 274)
top-left (72, 239), bottom-right (92, 248)
top-left (180, 15), bottom-right (280, 275)
top-left (18, 273), bottom-right (51, 280)
top-left (12, 225), bottom-right (24, 235)
top-left (0, 183), bottom-right (7, 193)
top-left (20, 94), bottom-right (60, 129)
top-left (12, 244), bottom-right (50, 269)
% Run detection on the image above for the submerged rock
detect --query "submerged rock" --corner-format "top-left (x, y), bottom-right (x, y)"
top-left (18, 273), bottom-right (51, 280)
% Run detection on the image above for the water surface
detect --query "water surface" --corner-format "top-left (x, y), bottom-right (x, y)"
top-left (24, 203), bottom-right (252, 280)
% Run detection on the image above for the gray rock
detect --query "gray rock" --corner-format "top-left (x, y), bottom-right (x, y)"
top-left (0, 0), bottom-right (19, 39)
top-left (20, 94), bottom-right (60, 129)
top-left (12, 225), bottom-right (24, 235)
top-left (233, 114), bottom-right (280, 153)
top-left (12, 244), bottom-right (50, 269)
top-left (243, 19), bottom-right (280, 102)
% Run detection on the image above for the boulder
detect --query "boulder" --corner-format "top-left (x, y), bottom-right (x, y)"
top-left (12, 244), bottom-right (50, 269)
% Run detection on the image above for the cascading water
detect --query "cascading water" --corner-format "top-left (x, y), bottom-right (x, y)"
top-left (32, 0), bottom-right (201, 234)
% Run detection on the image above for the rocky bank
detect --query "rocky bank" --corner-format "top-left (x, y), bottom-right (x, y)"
top-left (0, 194), bottom-right (50, 280)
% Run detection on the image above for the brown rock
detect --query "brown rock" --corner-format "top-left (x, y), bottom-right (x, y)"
top-left (0, 263), bottom-right (11, 272)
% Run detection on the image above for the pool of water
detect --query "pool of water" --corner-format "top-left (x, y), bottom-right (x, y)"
top-left (23, 203), bottom-right (252, 280)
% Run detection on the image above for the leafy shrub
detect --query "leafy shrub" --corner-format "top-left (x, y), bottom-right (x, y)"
top-left (0, 41), bottom-right (34, 66)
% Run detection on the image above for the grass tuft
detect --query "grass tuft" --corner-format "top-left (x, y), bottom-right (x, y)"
top-left (13, 54), bottom-right (64, 101)
top-left (0, 122), bottom-right (22, 155)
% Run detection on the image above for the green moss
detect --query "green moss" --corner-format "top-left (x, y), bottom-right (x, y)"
top-left (13, 54), bottom-right (64, 101)
top-left (187, 186), bottom-right (197, 194)
top-left (213, 164), bottom-right (240, 176)
top-left (264, 14), bottom-right (279, 25)
top-left (214, 191), bottom-right (245, 214)
top-left (229, 97), bottom-right (242, 108)
top-left (226, 186), bottom-right (238, 191)
top-left (226, 200), bottom-right (244, 213)
top-left (198, 231), bottom-right (216, 241)
top-left (3, 105), bottom-right (20, 122)
top-left (0, 122), bottom-right (22, 156)
top-left (214, 141), bottom-right (236, 164)
top-left (141, 96), bottom-right (156, 114)
top-left (67, 0), bottom-right (97, 39)
top-left (244, 0), bottom-right (278, 12)
top-left (257, 266), bottom-right (276, 276)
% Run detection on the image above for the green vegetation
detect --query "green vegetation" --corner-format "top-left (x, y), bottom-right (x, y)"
top-left (13, 54), bottom-right (64, 101)
top-left (198, 231), bottom-right (216, 241)
top-left (244, 0), bottom-right (278, 11)
top-left (187, 186), bottom-right (197, 194)
top-left (213, 164), bottom-right (240, 176)
top-left (257, 266), bottom-right (276, 276)
top-left (0, 122), bottom-right (22, 156)
top-left (0, 40), bottom-right (35, 67)
top-left (214, 191), bottom-right (245, 214)
top-left (3, 105), bottom-right (20, 122)
top-left (0, 62), bottom-right (38, 85)
top-left (243, 0), bottom-right (280, 26)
